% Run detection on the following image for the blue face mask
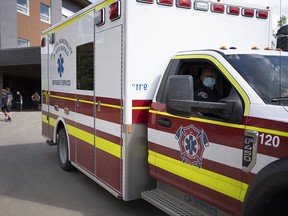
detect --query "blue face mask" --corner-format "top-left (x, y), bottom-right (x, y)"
top-left (203, 77), bottom-right (216, 89)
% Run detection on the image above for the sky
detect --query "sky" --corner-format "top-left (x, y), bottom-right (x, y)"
top-left (89, 0), bottom-right (288, 32)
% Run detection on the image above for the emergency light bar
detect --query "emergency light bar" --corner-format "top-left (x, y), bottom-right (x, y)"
top-left (211, 4), bottom-right (225, 13)
top-left (256, 10), bottom-right (268, 19)
top-left (176, 0), bottom-right (191, 9)
top-left (227, 6), bottom-right (240, 16)
top-left (194, 1), bottom-right (208, 11)
top-left (242, 8), bottom-right (254, 17)
top-left (158, 0), bottom-right (173, 6)
top-left (41, 37), bottom-right (46, 48)
top-left (136, 0), bottom-right (153, 3)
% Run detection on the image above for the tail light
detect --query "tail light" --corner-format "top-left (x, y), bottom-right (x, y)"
top-left (109, 1), bottom-right (121, 21)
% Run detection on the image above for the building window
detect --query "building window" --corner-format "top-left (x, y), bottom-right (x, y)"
top-left (18, 38), bottom-right (30, 48)
top-left (17, 0), bottom-right (29, 15)
top-left (40, 3), bottom-right (50, 23)
top-left (77, 43), bottom-right (94, 90)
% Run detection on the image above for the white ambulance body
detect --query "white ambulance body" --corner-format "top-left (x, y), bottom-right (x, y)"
top-left (41, 1), bottom-right (288, 215)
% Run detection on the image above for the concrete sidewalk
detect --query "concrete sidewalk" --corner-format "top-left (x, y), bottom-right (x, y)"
top-left (0, 111), bottom-right (45, 146)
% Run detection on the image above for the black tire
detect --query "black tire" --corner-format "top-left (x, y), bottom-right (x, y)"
top-left (57, 128), bottom-right (74, 171)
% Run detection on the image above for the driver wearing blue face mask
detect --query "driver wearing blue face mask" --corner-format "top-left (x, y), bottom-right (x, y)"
top-left (194, 64), bottom-right (220, 102)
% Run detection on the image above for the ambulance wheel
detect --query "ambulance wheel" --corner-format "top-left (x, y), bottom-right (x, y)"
top-left (57, 128), bottom-right (74, 171)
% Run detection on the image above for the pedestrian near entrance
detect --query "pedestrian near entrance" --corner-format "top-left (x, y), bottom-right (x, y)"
top-left (31, 91), bottom-right (40, 111)
top-left (15, 91), bottom-right (23, 112)
top-left (2, 88), bottom-right (13, 122)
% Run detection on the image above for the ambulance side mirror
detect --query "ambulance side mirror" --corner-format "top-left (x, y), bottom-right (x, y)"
top-left (166, 75), bottom-right (242, 123)
top-left (166, 75), bottom-right (194, 117)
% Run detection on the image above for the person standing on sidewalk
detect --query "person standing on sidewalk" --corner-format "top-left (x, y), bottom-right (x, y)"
top-left (31, 91), bottom-right (40, 111)
top-left (3, 88), bottom-right (13, 122)
top-left (15, 91), bottom-right (23, 112)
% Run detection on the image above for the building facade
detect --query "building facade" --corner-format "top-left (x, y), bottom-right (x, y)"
top-left (0, 0), bottom-right (90, 110)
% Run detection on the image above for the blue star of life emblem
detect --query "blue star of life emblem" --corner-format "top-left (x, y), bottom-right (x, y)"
top-left (57, 54), bottom-right (64, 77)
top-left (176, 124), bottom-right (209, 168)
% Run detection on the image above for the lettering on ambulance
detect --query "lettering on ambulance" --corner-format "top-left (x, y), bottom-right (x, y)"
top-left (175, 124), bottom-right (209, 168)
top-left (51, 38), bottom-right (72, 87)
top-left (245, 116), bottom-right (288, 159)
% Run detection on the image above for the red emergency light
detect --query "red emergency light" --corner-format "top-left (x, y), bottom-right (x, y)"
top-left (256, 10), bottom-right (268, 19)
top-left (176, 0), bottom-right (191, 9)
top-left (109, 1), bottom-right (121, 21)
top-left (41, 37), bottom-right (46, 47)
top-left (211, 4), bottom-right (225, 13)
top-left (227, 6), bottom-right (240, 15)
top-left (137, 0), bottom-right (153, 3)
top-left (242, 8), bottom-right (254, 17)
top-left (158, 0), bottom-right (173, 6)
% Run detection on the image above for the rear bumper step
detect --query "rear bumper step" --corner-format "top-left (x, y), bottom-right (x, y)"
top-left (141, 189), bottom-right (204, 216)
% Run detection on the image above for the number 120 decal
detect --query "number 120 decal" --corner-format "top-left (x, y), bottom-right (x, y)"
top-left (259, 133), bottom-right (280, 148)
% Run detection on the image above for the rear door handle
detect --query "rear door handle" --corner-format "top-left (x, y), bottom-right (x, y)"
top-left (158, 118), bottom-right (172, 128)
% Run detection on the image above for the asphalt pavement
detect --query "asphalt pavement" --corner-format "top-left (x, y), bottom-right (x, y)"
top-left (0, 111), bottom-right (166, 216)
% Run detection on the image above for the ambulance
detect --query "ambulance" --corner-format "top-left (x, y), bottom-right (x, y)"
top-left (41, 0), bottom-right (288, 215)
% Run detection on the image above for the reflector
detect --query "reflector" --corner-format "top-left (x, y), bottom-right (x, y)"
top-left (242, 8), bottom-right (254, 17)
top-left (211, 4), bottom-right (225, 13)
top-left (256, 10), bottom-right (268, 19)
top-left (109, 1), bottom-right (121, 21)
top-left (227, 6), bottom-right (240, 15)
top-left (176, 0), bottom-right (191, 8)
top-left (194, 1), bottom-right (208, 11)
top-left (158, 0), bottom-right (173, 6)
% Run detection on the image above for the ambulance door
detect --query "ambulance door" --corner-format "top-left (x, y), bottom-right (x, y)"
top-left (75, 42), bottom-right (95, 175)
top-left (149, 57), bottom-right (245, 214)
top-left (94, 25), bottom-right (123, 193)
top-left (41, 34), bottom-right (52, 140)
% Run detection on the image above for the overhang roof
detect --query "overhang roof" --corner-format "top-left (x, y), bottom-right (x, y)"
top-left (72, 0), bottom-right (91, 7)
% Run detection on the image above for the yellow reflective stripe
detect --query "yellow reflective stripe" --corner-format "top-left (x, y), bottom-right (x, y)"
top-left (148, 150), bottom-right (247, 202)
top-left (66, 124), bottom-right (94, 145)
top-left (150, 109), bottom-right (288, 137)
top-left (41, 115), bottom-right (121, 158)
top-left (246, 125), bottom-right (288, 137)
top-left (132, 106), bottom-right (150, 110)
top-left (43, 0), bottom-right (117, 36)
top-left (172, 54), bottom-right (250, 116)
top-left (42, 114), bottom-right (48, 124)
top-left (100, 103), bottom-right (122, 109)
top-left (96, 136), bottom-right (121, 159)
top-left (96, 0), bottom-right (117, 10)
top-left (50, 94), bottom-right (76, 102)
top-left (150, 110), bottom-right (245, 130)
top-left (79, 99), bottom-right (94, 105)
top-left (50, 94), bottom-right (122, 108)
